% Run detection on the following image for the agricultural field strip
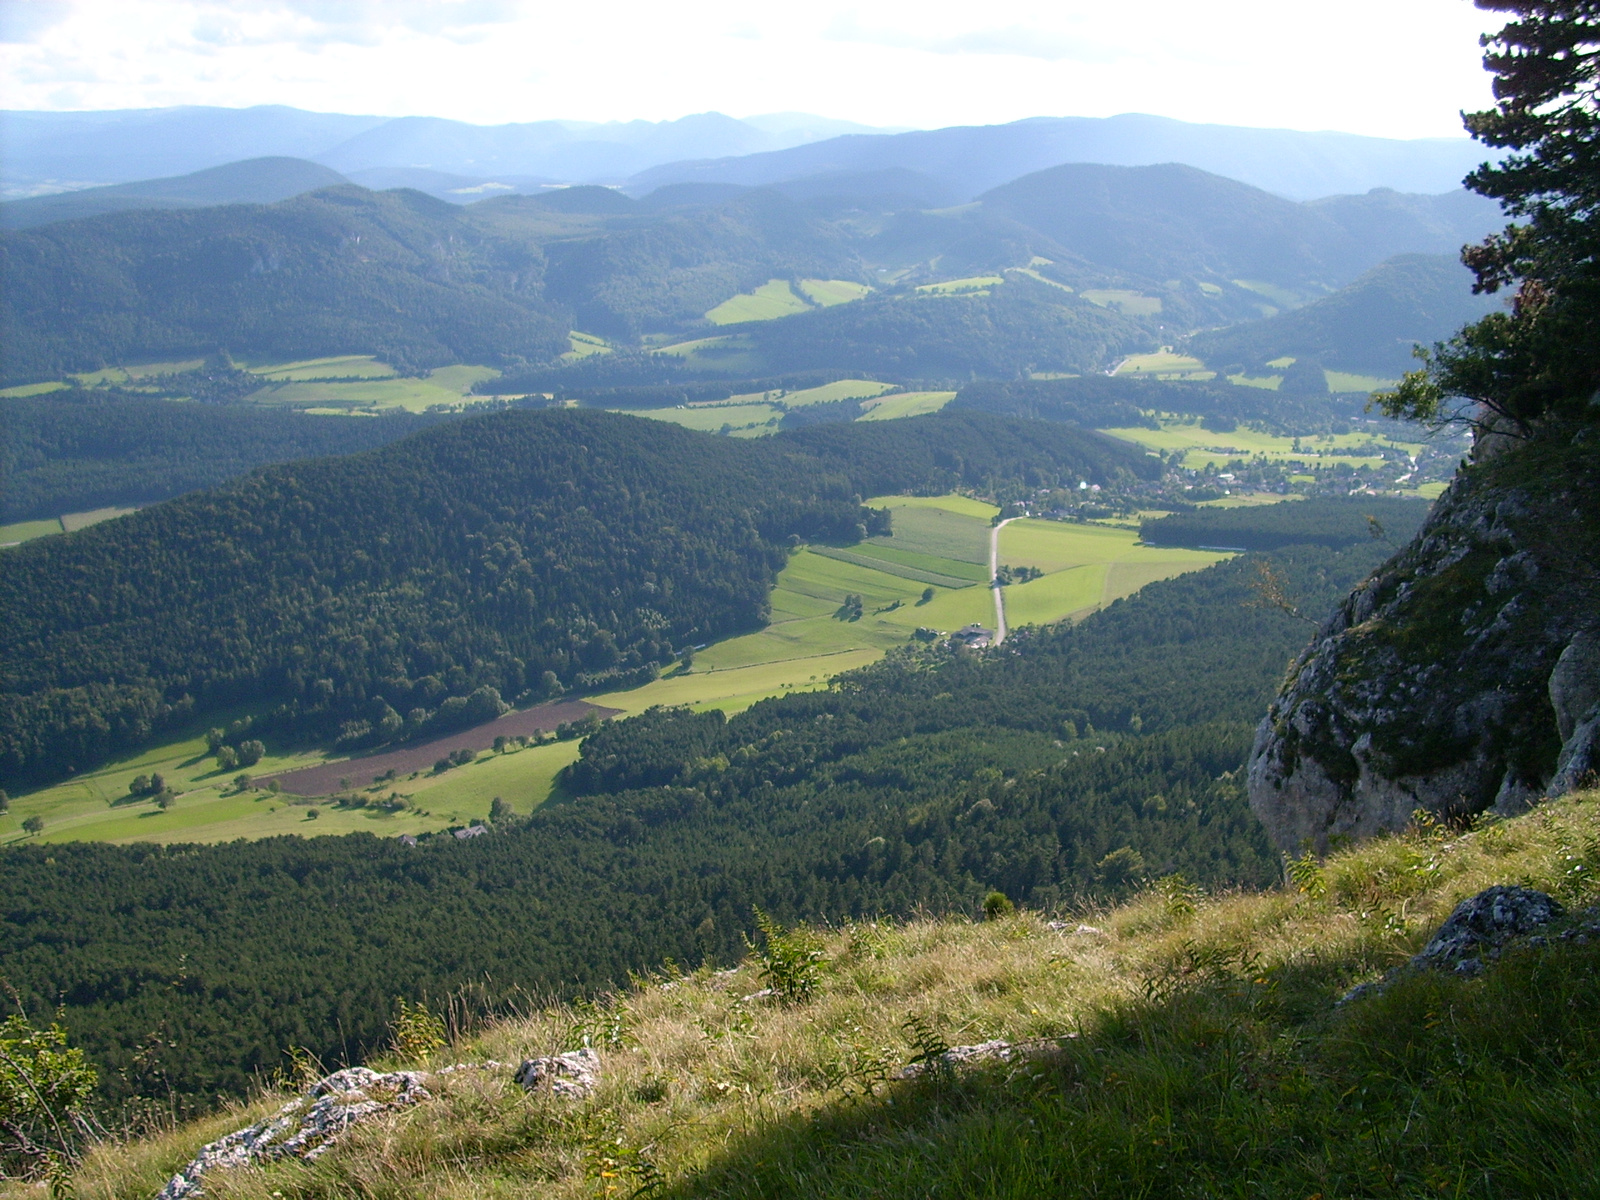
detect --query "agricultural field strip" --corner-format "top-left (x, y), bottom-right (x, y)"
top-left (806, 545), bottom-right (978, 588)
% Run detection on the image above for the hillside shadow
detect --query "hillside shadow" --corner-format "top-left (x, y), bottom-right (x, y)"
top-left (657, 941), bottom-right (1600, 1198)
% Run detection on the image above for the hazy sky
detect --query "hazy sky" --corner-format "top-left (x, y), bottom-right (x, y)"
top-left (1, 0), bottom-right (1500, 139)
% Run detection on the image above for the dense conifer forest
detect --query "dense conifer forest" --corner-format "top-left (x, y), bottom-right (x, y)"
top-left (0, 392), bottom-right (442, 520)
top-left (0, 534), bottom-right (1388, 1108)
top-left (0, 409), bottom-right (1147, 785)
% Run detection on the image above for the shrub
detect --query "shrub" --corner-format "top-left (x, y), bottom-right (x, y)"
top-left (748, 908), bottom-right (825, 1003)
top-left (0, 1015), bottom-right (96, 1179)
top-left (983, 890), bottom-right (1015, 920)
top-left (389, 998), bottom-right (446, 1063)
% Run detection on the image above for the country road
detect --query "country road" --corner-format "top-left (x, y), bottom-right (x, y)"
top-left (990, 516), bottom-right (1019, 644)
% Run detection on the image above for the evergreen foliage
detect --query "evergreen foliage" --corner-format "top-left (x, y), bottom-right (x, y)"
top-left (0, 392), bottom-right (441, 521)
top-left (1141, 496), bottom-right (1433, 551)
top-left (1379, 1), bottom-right (1600, 430)
top-left (0, 540), bottom-right (1385, 1107)
top-left (0, 409), bottom-right (1142, 785)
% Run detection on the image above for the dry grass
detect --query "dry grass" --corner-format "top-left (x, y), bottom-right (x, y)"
top-left (60, 786), bottom-right (1600, 1199)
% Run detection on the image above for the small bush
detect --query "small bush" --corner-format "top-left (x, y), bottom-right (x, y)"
top-left (748, 908), bottom-right (826, 1003)
top-left (389, 998), bottom-right (447, 1063)
top-left (983, 890), bottom-right (1015, 920)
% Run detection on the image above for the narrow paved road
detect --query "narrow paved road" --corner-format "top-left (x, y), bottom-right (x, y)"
top-left (990, 517), bottom-right (1019, 644)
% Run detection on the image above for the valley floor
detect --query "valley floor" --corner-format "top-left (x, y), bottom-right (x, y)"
top-left (0, 495), bottom-right (1224, 847)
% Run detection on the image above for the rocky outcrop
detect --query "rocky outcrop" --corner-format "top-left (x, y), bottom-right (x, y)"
top-left (156, 1067), bottom-right (433, 1200)
top-left (1248, 419), bottom-right (1600, 853)
top-left (514, 1047), bottom-right (601, 1098)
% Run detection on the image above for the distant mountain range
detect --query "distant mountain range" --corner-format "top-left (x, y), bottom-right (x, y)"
top-left (0, 147), bottom-right (1504, 389)
top-left (0, 106), bottom-right (891, 198)
top-left (3, 105), bottom-right (1493, 206)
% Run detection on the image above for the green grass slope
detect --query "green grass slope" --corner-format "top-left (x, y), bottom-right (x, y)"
top-left (72, 784), bottom-right (1600, 1200)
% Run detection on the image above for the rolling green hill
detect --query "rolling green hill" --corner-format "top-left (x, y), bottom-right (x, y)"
top-left (0, 410), bottom-right (1147, 787)
top-left (0, 186), bottom-right (568, 384)
top-left (0, 157), bottom-right (350, 231)
top-left (0, 391), bottom-right (442, 521)
top-left (1185, 253), bottom-right (1500, 375)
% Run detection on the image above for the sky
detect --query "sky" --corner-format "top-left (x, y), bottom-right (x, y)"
top-left (0, 0), bottom-right (1501, 139)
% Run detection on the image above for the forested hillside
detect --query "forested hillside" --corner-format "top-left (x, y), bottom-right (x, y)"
top-left (0, 534), bottom-right (1389, 1107)
top-left (1186, 253), bottom-right (1498, 374)
top-left (0, 392), bottom-right (442, 520)
top-left (0, 186), bottom-right (568, 382)
top-left (0, 409), bottom-right (1144, 785)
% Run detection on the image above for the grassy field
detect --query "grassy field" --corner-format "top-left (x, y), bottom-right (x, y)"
top-left (632, 403), bottom-right (783, 435)
top-left (997, 519), bottom-right (1226, 625)
top-left (778, 379), bottom-right (894, 406)
top-left (706, 280), bottom-right (811, 325)
top-left (0, 380), bottom-right (69, 397)
top-left (559, 331), bottom-right (612, 362)
top-left (1099, 416), bottom-right (1425, 470)
top-left (914, 276), bottom-right (1002, 296)
top-left (1005, 267), bottom-right (1076, 293)
top-left (79, 786), bottom-right (1600, 1200)
top-left (865, 494), bottom-right (997, 564)
top-left (654, 334), bottom-right (765, 375)
top-left (243, 355), bottom-right (397, 381)
top-left (0, 506), bottom-right (139, 548)
top-left (858, 391), bottom-right (956, 421)
top-left (1, 495), bottom-right (1225, 846)
top-left (1081, 289), bottom-right (1163, 316)
top-left (70, 359), bottom-right (205, 385)
top-left (245, 364), bottom-right (503, 412)
top-left (797, 279), bottom-right (872, 306)
top-left (1115, 351), bottom-right (1213, 380)
top-left (0, 517), bottom-right (64, 546)
top-left (1324, 369), bottom-right (1396, 393)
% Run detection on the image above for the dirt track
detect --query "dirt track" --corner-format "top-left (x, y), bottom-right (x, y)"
top-left (257, 699), bottom-right (621, 796)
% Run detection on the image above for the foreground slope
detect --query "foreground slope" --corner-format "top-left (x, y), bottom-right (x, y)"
top-left (76, 783), bottom-right (1600, 1199)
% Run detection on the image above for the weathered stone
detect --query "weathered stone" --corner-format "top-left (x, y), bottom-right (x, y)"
top-left (1340, 886), bottom-right (1566, 1003)
top-left (1412, 886), bottom-right (1564, 974)
top-left (155, 1066), bottom-right (435, 1200)
top-left (1549, 708), bottom-right (1600, 798)
top-left (1550, 631), bottom-right (1600, 743)
top-left (894, 1038), bottom-right (1058, 1080)
top-left (514, 1047), bottom-right (601, 1098)
top-left (1248, 426), bottom-right (1599, 853)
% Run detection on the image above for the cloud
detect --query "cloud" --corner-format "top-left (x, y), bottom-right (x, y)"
top-left (824, 14), bottom-right (1120, 63)
top-left (0, 0), bottom-right (74, 44)
top-left (187, 1), bottom-right (527, 50)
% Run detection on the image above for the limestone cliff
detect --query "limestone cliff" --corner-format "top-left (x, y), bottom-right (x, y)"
top-left (1248, 413), bottom-right (1600, 853)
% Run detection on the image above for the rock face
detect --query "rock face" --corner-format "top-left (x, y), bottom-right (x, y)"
top-left (1248, 421), bottom-right (1600, 853)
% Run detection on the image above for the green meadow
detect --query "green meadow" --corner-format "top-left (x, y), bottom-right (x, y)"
top-left (1116, 350), bottom-right (1213, 380)
top-left (245, 363), bottom-right (503, 412)
top-left (1099, 415), bottom-right (1426, 470)
top-left (858, 390), bottom-right (956, 420)
top-left (0, 506), bottom-right (139, 548)
top-left (797, 278), bottom-right (872, 306)
top-left (1081, 288), bottom-right (1163, 316)
top-left (0, 495), bottom-right (1226, 847)
top-left (560, 331), bottom-right (612, 361)
top-left (914, 275), bottom-right (1003, 296)
top-left (243, 354), bottom-right (398, 381)
top-left (705, 279), bottom-right (812, 325)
